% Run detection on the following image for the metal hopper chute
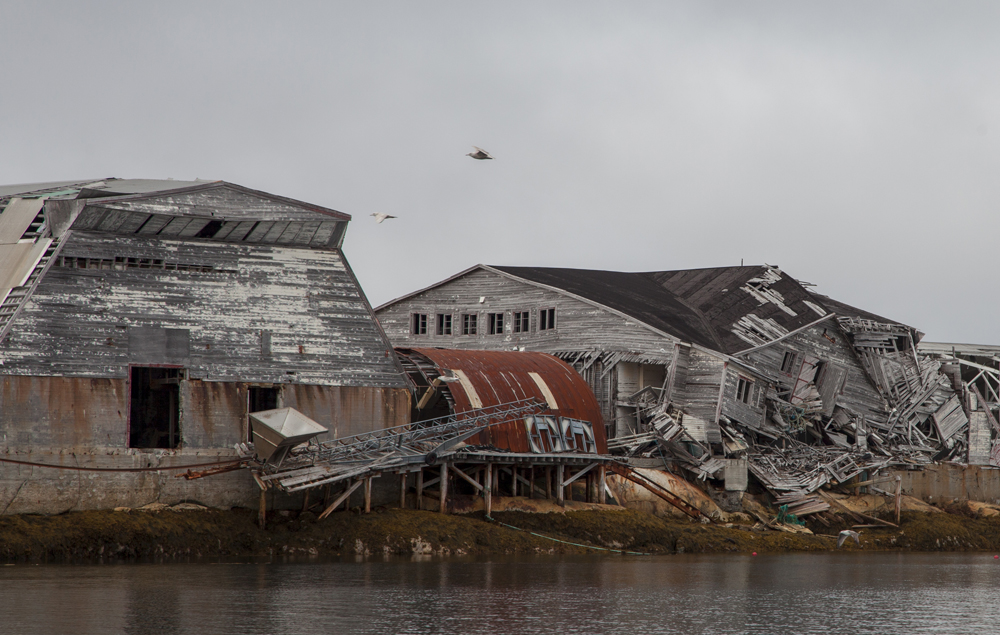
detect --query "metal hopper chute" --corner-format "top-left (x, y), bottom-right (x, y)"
top-left (249, 407), bottom-right (327, 466)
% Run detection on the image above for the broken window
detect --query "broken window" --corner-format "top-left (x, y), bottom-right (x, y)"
top-left (129, 366), bottom-right (181, 449)
top-left (539, 308), bottom-right (556, 331)
top-left (488, 312), bottom-right (504, 335)
top-left (780, 351), bottom-right (797, 374)
top-left (525, 416), bottom-right (564, 453)
top-left (411, 313), bottom-right (428, 335)
top-left (513, 311), bottom-right (530, 333)
top-left (736, 377), bottom-right (753, 404)
top-left (560, 418), bottom-right (597, 453)
top-left (436, 313), bottom-right (452, 336)
top-left (462, 313), bottom-right (477, 335)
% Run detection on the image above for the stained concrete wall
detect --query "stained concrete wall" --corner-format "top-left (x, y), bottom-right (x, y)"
top-left (0, 375), bottom-right (410, 514)
top-left (891, 464), bottom-right (1000, 505)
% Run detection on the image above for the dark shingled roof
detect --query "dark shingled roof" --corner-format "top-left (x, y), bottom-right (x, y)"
top-left (491, 266), bottom-right (724, 350)
top-left (491, 265), bottom-right (908, 355)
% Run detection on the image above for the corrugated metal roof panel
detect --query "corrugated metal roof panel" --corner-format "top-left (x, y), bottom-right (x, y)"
top-left (401, 347), bottom-right (607, 454)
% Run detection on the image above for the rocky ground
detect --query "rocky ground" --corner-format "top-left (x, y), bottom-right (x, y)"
top-left (3, 496), bottom-right (1000, 562)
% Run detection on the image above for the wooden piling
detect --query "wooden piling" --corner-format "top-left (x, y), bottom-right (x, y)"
top-left (400, 472), bottom-right (407, 509)
top-left (258, 488), bottom-right (267, 529)
top-left (598, 465), bottom-right (607, 504)
top-left (439, 463), bottom-right (449, 514)
top-left (485, 462), bottom-right (493, 516)
top-left (546, 466), bottom-right (552, 499)
top-left (416, 469), bottom-right (424, 511)
top-left (364, 476), bottom-right (372, 513)
top-left (556, 463), bottom-right (565, 505)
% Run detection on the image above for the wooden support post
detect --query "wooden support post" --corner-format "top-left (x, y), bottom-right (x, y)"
top-left (301, 489), bottom-right (310, 513)
top-left (529, 466), bottom-right (536, 499)
top-left (586, 472), bottom-right (593, 503)
top-left (416, 468), bottom-right (424, 511)
top-left (894, 475), bottom-right (902, 524)
top-left (556, 463), bottom-right (565, 505)
top-left (512, 466), bottom-right (519, 497)
top-left (400, 473), bottom-right (407, 509)
top-left (364, 476), bottom-right (372, 513)
top-left (485, 462), bottom-right (493, 517)
top-left (258, 488), bottom-right (267, 529)
top-left (546, 466), bottom-right (552, 499)
top-left (439, 463), bottom-right (449, 514)
top-left (598, 465), bottom-right (607, 505)
top-left (318, 479), bottom-right (364, 520)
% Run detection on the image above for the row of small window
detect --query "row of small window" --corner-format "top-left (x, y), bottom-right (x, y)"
top-left (411, 308), bottom-right (556, 336)
top-left (54, 256), bottom-right (235, 274)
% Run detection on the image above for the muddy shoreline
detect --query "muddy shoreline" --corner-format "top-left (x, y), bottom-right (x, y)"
top-left (3, 502), bottom-right (1000, 563)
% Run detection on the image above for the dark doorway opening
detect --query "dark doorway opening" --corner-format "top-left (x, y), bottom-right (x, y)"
top-left (129, 366), bottom-right (181, 449)
top-left (248, 386), bottom-right (281, 441)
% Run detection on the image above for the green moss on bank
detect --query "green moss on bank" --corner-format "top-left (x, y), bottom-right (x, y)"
top-left (2, 506), bottom-right (1000, 563)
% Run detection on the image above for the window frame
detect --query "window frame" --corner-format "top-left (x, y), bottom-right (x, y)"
top-left (411, 313), bottom-right (428, 336)
top-left (488, 312), bottom-right (505, 335)
top-left (736, 376), bottom-right (753, 404)
top-left (461, 313), bottom-right (478, 335)
top-left (436, 313), bottom-right (453, 336)
top-left (539, 307), bottom-right (556, 331)
top-left (512, 310), bottom-right (530, 334)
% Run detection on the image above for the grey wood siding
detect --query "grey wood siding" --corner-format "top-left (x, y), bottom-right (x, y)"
top-left (376, 268), bottom-right (682, 425)
top-left (1, 231), bottom-right (405, 388)
top-left (377, 268), bottom-right (677, 356)
top-left (677, 348), bottom-right (725, 443)
top-left (738, 317), bottom-right (888, 422)
top-left (720, 367), bottom-right (767, 429)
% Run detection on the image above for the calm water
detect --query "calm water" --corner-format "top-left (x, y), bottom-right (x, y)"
top-left (1, 553), bottom-right (998, 634)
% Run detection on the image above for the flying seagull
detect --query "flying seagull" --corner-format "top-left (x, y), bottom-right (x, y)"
top-left (466, 146), bottom-right (494, 160)
top-left (837, 530), bottom-right (861, 548)
top-left (370, 213), bottom-right (397, 224)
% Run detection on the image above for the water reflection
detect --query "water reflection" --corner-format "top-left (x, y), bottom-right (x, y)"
top-left (0, 554), bottom-right (998, 634)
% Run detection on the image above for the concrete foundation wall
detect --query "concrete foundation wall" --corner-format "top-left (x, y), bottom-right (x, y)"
top-left (891, 464), bottom-right (1000, 505)
top-left (0, 376), bottom-right (411, 514)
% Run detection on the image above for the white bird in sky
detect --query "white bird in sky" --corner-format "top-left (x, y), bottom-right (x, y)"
top-left (466, 146), bottom-right (494, 160)
top-left (837, 530), bottom-right (861, 548)
top-left (370, 213), bottom-right (397, 224)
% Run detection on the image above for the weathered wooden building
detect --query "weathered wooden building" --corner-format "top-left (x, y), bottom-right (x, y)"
top-left (0, 178), bottom-right (410, 513)
top-left (374, 264), bottom-right (923, 453)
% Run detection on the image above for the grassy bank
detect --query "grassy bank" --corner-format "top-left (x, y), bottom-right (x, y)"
top-left (2, 504), bottom-right (1000, 562)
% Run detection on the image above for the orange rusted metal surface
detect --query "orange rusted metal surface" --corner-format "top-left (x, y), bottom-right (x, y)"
top-left (399, 348), bottom-right (606, 453)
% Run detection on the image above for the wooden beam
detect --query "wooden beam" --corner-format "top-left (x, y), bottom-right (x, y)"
top-left (364, 476), bottom-right (372, 513)
top-left (561, 462), bottom-right (598, 488)
top-left (556, 463), bottom-right (565, 505)
top-left (485, 462), bottom-right (493, 516)
top-left (416, 469), bottom-right (424, 510)
top-left (319, 479), bottom-right (364, 520)
top-left (598, 465), bottom-right (607, 504)
top-left (451, 464), bottom-right (484, 492)
top-left (439, 463), bottom-right (449, 514)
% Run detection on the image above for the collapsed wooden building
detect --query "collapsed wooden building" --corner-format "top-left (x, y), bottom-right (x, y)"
top-left (375, 264), bottom-right (1000, 516)
top-left (0, 178), bottom-right (410, 513)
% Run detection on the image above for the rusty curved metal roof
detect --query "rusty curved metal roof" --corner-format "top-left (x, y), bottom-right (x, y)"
top-left (399, 347), bottom-right (606, 454)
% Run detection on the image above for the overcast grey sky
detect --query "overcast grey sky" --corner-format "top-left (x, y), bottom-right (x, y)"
top-left (3, 1), bottom-right (999, 344)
